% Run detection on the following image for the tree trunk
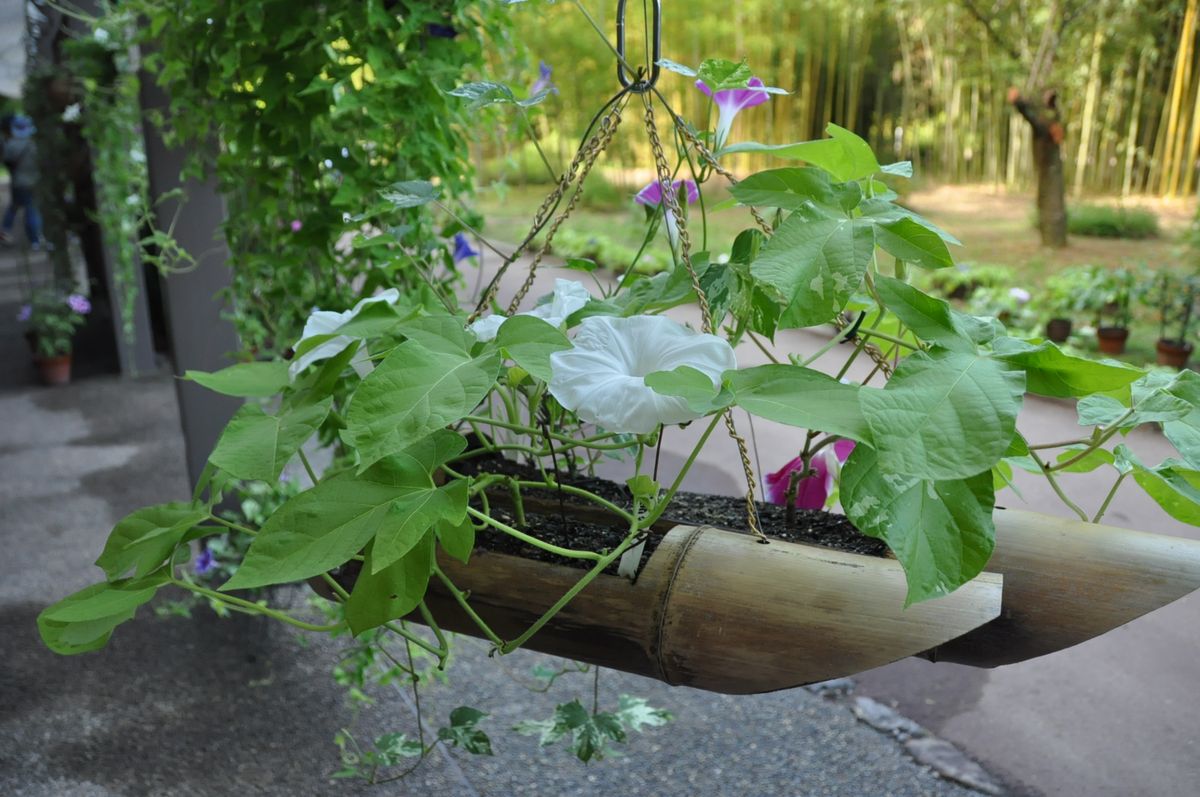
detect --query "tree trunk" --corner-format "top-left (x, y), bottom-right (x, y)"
top-left (1033, 129), bottom-right (1068, 246)
top-left (1011, 89), bottom-right (1068, 247)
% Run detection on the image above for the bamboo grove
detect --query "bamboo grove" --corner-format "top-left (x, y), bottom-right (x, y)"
top-left (497, 0), bottom-right (1200, 198)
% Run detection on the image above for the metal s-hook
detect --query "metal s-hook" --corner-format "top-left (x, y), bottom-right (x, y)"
top-left (615, 0), bottom-right (661, 94)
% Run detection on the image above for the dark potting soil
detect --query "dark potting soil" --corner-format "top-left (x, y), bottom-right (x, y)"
top-left (459, 455), bottom-right (888, 574)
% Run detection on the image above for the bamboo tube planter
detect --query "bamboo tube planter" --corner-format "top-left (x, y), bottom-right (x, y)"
top-left (411, 508), bottom-right (1200, 695)
top-left (420, 524), bottom-right (1003, 695)
top-left (929, 509), bottom-right (1200, 667)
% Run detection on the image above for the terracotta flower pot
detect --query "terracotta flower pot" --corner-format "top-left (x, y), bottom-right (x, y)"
top-left (1097, 326), bottom-right (1129, 355)
top-left (1045, 317), bottom-right (1073, 343)
top-left (35, 354), bottom-right (72, 386)
top-left (1156, 339), bottom-right (1193, 369)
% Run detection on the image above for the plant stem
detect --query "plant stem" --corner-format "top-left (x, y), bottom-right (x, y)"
top-left (1049, 410), bottom-right (1135, 472)
top-left (793, 325), bottom-right (857, 368)
top-left (507, 478), bottom-right (527, 527)
top-left (171, 579), bottom-right (345, 633)
top-left (1029, 437), bottom-right (1093, 451)
top-left (1092, 472), bottom-right (1129, 523)
top-left (208, 514), bottom-right (258, 537)
top-left (1032, 454), bottom-right (1089, 522)
top-left (517, 106), bottom-right (560, 183)
top-left (462, 415), bottom-right (634, 451)
top-left (416, 601), bottom-right (448, 659)
top-left (746, 331), bottom-right (781, 364)
top-left (499, 505), bottom-right (644, 654)
top-left (432, 565), bottom-right (504, 647)
top-left (514, 479), bottom-right (635, 524)
top-left (382, 621), bottom-right (447, 658)
top-left (642, 412), bottom-right (723, 527)
top-left (432, 200), bottom-right (512, 261)
top-left (467, 506), bottom-right (603, 561)
top-left (297, 448), bottom-right (319, 484)
top-left (320, 572), bottom-right (351, 601)
top-left (858, 328), bottom-right (920, 350)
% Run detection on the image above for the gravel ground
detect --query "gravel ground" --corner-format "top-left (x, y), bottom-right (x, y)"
top-left (0, 374), bottom-right (994, 796)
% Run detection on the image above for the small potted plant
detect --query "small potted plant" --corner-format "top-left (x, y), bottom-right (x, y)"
top-left (1089, 267), bottom-right (1137, 355)
top-left (18, 288), bottom-right (91, 385)
top-left (966, 284), bottom-right (1035, 333)
top-left (1040, 266), bottom-right (1093, 343)
top-left (1148, 271), bottom-right (1198, 369)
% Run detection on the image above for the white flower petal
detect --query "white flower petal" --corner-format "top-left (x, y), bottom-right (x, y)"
top-left (528, 279), bottom-right (592, 328)
top-left (290, 334), bottom-right (357, 379)
top-left (470, 314), bottom-right (507, 342)
top-left (289, 291), bottom-right (401, 379)
top-left (349, 346), bottom-right (376, 379)
top-left (548, 315), bottom-right (736, 434)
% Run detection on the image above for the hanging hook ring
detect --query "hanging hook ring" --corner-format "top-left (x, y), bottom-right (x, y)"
top-left (615, 0), bottom-right (661, 94)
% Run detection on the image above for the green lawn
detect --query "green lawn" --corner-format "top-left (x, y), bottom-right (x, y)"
top-left (474, 179), bottom-right (1196, 367)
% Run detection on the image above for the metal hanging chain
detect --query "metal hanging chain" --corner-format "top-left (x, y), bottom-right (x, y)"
top-left (641, 93), bottom-right (767, 544)
top-left (653, 88), bottom-right (898, 381)
top-left (650, 89), bottom-right (774, 237)
top-left (504, 96), bottom-right (629, 316)
top-left (470, 91), bottom-right (629, 323)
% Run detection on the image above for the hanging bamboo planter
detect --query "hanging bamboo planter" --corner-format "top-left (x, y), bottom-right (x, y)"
top-left (402, 507), bottom-right (1200, 695)
top-left (419, 523), bottom-right (1003, 695)
top-left (929, 509), bottom-right (1200, 667)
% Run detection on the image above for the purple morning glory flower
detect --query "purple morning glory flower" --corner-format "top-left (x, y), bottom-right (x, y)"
top-left (194, 548), bottom-right (216, 575)
top-left (67, 294), bottom-right (91, 315)
top-left (634, 179), bottom-right (700, 208)
top-left (530, 61), bottom-right (557, 97)
top-left (635, 179), bottom-right (699, 248)
top-left (452, 232), bottom-right (480, 263)
top-left (290, 219), bottom-right (303, 232)
top-left (696, 76), bottom-right (771, 149)
top-left (16, 303), bottom-right (31, 322)
top-left (766, 439), bottom-right (856, 510)
top-left (426, 23), bottom-right (457, 39)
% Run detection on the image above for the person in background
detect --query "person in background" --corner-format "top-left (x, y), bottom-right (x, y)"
top-left (1, 115), bottom-right (43, 249)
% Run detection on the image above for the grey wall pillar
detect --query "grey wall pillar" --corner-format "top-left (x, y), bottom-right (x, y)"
top-left (98, 238), bottom-right (158, 377)
top-left (138, 74), bottom-right (241, 486)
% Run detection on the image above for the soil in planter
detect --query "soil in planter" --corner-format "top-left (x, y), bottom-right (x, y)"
top-left (459, 455), bottom-right (888, 574)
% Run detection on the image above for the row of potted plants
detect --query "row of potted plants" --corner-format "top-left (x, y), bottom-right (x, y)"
top-left (1040, 266), bottom-right (1198, 367)
top-left (943, 264), bottom-right (1199, 369)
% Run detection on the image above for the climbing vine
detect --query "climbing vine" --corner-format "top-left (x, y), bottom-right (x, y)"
top-left (130, 0), bottom-right (518, 354)
top-left (62, 5), bottom-right (191, 342)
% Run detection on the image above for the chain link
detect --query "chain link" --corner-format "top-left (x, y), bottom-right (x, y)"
top-left (662, 103), bottom-right (774, 237)
top-left (505, 98), bottom-right (628, 315)
top-left (469, 95), bottom-right (628, 323)
top-left (641, 94), bottom-right (767, 544)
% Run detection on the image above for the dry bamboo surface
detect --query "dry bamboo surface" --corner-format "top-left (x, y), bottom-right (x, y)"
top-left (421, 525), bottom-right (1003, 695)
top-left (928, 508), bottom-right (1200, 666)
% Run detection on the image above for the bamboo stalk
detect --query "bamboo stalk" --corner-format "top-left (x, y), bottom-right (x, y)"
top-left (1157, 0), bottom-right (1197, 194)
top-left (1073, 14), bottom-right (1107, 197)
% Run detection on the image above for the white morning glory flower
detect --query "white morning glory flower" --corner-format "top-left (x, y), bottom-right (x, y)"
top-left (289, 289), bottom-right (401, 380)
top-left (61, 103), bottom-right (81, 123)
top-left (549, 315), bottom-right (736, 434)
top-left (470, 279), bottom-right (592, 342)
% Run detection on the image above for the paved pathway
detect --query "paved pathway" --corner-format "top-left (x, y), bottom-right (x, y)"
top-left (0, 375), bottom-right (984, 795)
top-left (4, 248), bottom-right (1198, 795)
top-left (486, 258), bottom-right (1200, 797)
